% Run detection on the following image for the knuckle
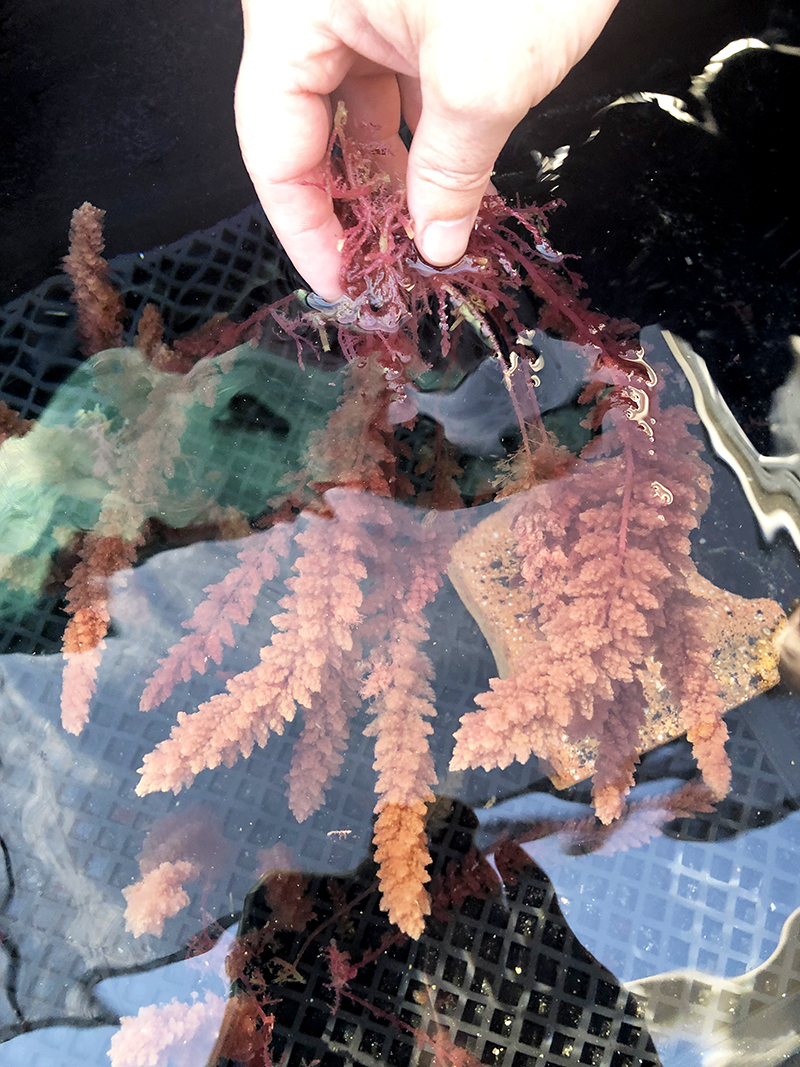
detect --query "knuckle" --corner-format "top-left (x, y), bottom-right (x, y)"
top-left (412, 158), bottom-right (491, 195)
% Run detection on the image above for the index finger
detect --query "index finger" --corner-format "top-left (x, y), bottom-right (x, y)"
top-left (235, 15), bottom-right (348, 300)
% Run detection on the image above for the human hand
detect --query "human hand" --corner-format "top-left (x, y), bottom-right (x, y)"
top-left (235, 0), bottom-right (619, 301)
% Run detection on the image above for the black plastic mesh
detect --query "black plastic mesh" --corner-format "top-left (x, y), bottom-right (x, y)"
top-left (1, 206), bottom-right (800, 1067)
top-left (227, 801), bottom-right (662, 1067)
top-left (0, 206), bottom-right (286, 421)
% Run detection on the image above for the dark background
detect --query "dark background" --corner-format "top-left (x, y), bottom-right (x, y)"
top-left (0, 0), bottom-right (790, 301)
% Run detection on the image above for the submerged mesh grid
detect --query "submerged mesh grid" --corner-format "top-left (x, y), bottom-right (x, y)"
top-left (0, 206), bottom-right (288, 657)
top-left (1, 206), bottom-right (800, 1067)
top-left (228, 800), bottom-right (662, 1067)
top-left (0, 206), bottom-right (286, 422)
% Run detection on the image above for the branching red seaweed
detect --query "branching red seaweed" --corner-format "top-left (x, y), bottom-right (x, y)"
top-left (50, 102), bottom-right (781, 940)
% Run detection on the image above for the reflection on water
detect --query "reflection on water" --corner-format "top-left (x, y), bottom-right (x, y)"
top-left (665, 331), bottom-right (800, 559)
top-left (629, 904), bottom-right (800, 1067)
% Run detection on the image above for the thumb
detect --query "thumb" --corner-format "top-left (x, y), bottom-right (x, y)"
top-left (406, 33), bottom-right (537, 266)
top-left (406, 0), bottom-right (617, 266)
top-left (407, 108), bottom-right (510, 267)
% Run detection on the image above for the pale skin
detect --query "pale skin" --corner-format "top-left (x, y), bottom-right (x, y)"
top-left (235, 0), bottom-right (620, 302)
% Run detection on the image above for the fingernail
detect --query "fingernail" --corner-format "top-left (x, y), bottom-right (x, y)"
top-left (417, 216), bottom-right (475, 267)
